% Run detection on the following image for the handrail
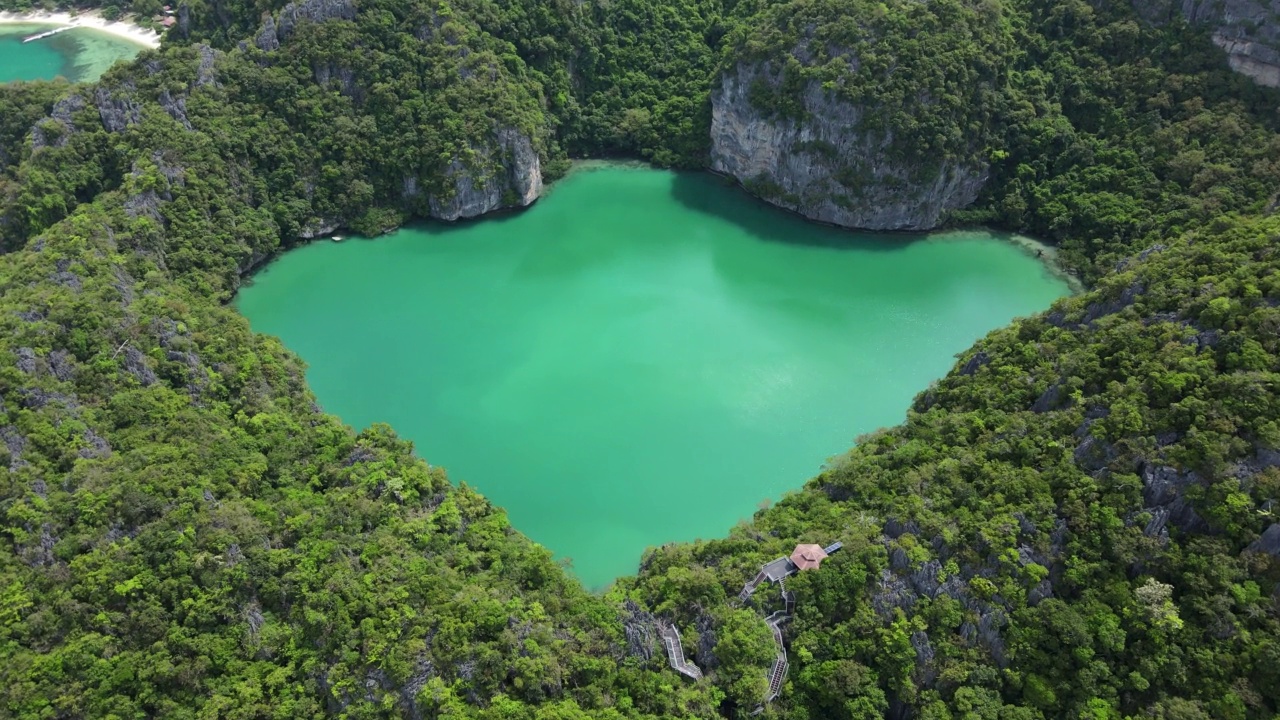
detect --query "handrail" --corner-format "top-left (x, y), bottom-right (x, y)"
top-left (658, 621), bottom-right (703, 680)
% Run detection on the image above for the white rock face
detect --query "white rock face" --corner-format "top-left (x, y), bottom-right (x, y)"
top-left (1134, 0), bottom-right (1280, 87)
top-left (428, 128), bottom-right (543, 221)
top-left (710, 65), bottom-right (987, 232)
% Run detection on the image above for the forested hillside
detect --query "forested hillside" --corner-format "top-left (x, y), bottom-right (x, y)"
top-left (0, 0), bottom-right (1276, 718)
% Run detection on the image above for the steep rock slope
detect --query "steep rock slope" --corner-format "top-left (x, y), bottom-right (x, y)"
top-left (711, 64), bottom-right (987, 230)
top-left (1133, 0), bottom-right (1280, 86)
top-left (248, 0), bottom-right (547, 226)
top-left (710, 0), bottom-right (1013, 231)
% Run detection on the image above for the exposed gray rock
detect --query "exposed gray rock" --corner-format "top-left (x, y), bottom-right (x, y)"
top-left (400, 656), bottom-right (437, 720)
top-left (125, 190), bottom-right (165, 222)
top-left (1194, 328), bottom-right (1221, 349)
top-left (1144, 507), bottom-right (1171, 538)
top-left (959, 351), bottom-right (991, 376)
top-left (1032, 384), bottom-right (1062, 412)
top-left (21, 524), bottom-right (57, 567)
top-left (1139, 243), bottom-right (1167, 260)
top-left (621, 599), bottom-right (655, 660)
top-left (195, 45), bottom-right (218, 86)
top-left (1142, 463), bottom-right (1201, 508)
top-left (1, 426), bottom-right (27, 469)
top-left (51, 268), bottom-right (82, 290)
top-left (95, 84), bottom-right (142, 133)
top-left (19, 388), bottom-right (76, 410)
top-left (299, 219), bottom-right (341, 239)
top-left (47, 350), bottom-right (74, 382)
top-left (123, 346), bottom-right (158, 386)
top-left (1027, 579), bottom-right (1054, 606)
top-left (158, 90), bottom-right (193, 131)
top-left (889, 545), bottom-right (910, 571)
top-left (255, 15), bottom-right (280, 51)
top-left (694, 610), bottom-right (719, 669)
top-left (883, 517), bottom-right (919, 539)
top-left (1074, 434), bottom-right (1117, 474)
top-left (79, 428), bottom-right (111, 459)
top-left (872, 567), bottom-right (917, 619)
top-left (277, 0), bottom-right (356, 42)
top-left (1134, 0), bottom-right (1280, 87)
top-left (1258, 448), bottom-right (1280, 468)
top-left (15, 347), bottom-right (36, 375)
top-left (978, 608), bottom-right (1007, 668)
top-left (345, 446), bottom-right (379, 467)
top-left (1082, 282), bottom-right (1145, 324)
top-left (31, 93), bottom-right (86, 150)
top-left (1247, 524), bottom-right (1280, 557)
top-left (910, 559), bottom-right (943, 598)
top-left (1141, 463), bottom-right (1213, 533)
top-left (911, 630), bottom-right (936, 684)
top-left (428, 128), bottom-right (542, 221)
top-left (314, 63), bottom-right (360, 98)
top-left (402, 176), bottom-right (420, 201)
top-left (710, 63), bottom-right (987, 231)
top-left (177, 3), bottom-right (191, 37)
top-left (244, 601), bottom-right (265, 638)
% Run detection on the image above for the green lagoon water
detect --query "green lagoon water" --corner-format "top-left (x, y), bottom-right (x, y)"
top-left (238, 166), bottom-right (1072, 588)
top-left (0, 24), bottom-right (145, 83)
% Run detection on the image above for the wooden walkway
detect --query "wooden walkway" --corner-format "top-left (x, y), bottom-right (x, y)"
top-left (668, 541), bottom-right (842, 708)
top-left (658, 620), bottom-right (703, 680)
top-left (764, 611), bottom-right (790, 701)
top-left (739, 569), bottom-right (767, 601)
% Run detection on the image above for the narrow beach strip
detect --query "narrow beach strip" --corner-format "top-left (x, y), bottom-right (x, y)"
top-left (0, 10), bottom-right (161, 49)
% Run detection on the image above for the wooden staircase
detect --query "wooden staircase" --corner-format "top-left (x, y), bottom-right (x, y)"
top-left (764, 611), bottom-right (789, 701)
top-left (658, 621), bottom-right (703, 681)
top-left (739, 570), bottom-right (767, 601)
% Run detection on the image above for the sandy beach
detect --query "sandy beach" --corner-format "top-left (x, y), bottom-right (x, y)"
top-left (0, 9), bottom-right (161, 49)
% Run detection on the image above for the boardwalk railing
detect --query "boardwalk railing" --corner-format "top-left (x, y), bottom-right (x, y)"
top-left (766, 655), bottom-right (788, 701)
top-left (739, 570), bottom-right (767, 601)
top-left (764, 612), bottom-right (789, 700)
top-left (658, 621), bottom-right (703, 681)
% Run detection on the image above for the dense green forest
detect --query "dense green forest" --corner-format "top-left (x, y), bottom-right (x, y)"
top-left (0, 0), bottom-right (1277, 717)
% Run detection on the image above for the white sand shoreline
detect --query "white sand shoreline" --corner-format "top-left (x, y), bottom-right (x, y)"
top-left (0, 9), bottom-right (161, 49)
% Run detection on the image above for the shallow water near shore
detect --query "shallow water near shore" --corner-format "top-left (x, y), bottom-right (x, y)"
top-left (237, 166), bottom-right (1072, 589)
top-left (0, 24), bottom-right (146, 83)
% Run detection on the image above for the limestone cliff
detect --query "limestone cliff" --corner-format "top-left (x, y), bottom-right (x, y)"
top-left (246, 3), bottom-right (546, 228)
top-left (710, 64), bottom-right (987, 232)
top-left (418, 129), bottom-right (543, 221)
top-left (253, 0), bottom-right (356, 51)
top-left (1133, 0), bottom-right (1280, 87)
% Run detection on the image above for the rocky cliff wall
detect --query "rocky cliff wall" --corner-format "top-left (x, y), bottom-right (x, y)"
top-left (246, 3), bottom-right (546, 228)
top-left (1134, 0), bottom-right (1280, 87)
top-left (710, 64), bottom-right (987, 232)
top-left (423, 128), bottom-right (543, 221)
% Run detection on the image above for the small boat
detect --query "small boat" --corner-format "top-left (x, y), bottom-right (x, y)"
top-left (331, 235), bottom-right (345, 242)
